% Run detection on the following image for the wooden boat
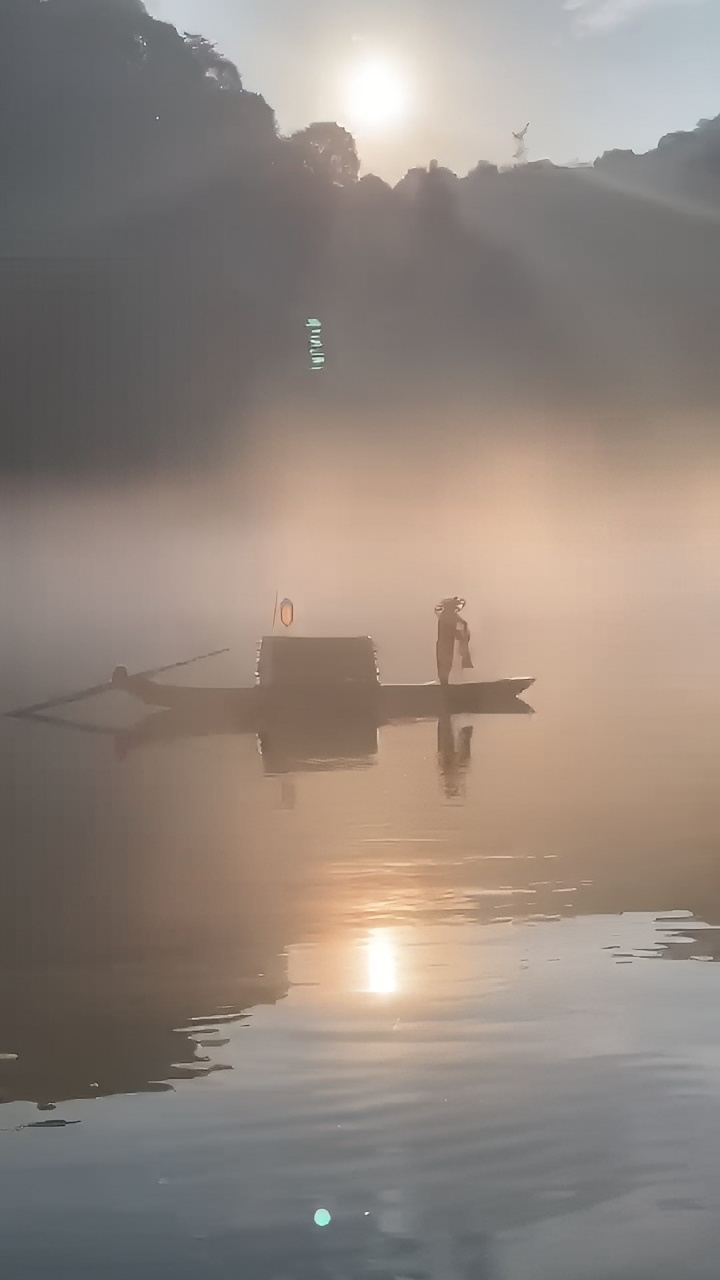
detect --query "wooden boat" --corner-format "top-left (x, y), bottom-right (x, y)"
top-left (111, 635), bottom-right (535, 723)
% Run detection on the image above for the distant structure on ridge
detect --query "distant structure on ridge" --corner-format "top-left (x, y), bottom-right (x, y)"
top-left (512, 122), bottom-right (530, 165)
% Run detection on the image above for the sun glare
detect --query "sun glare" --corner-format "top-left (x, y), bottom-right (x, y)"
top-left (346, 58), bottom-right (410, 130)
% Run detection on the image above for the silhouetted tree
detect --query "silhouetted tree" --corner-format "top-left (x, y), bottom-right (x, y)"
top-left (288, 122), bottom-right (360, 187)
top-left (182, 32), bottom-right (243, 91)
top-left (466, 160), bottom-right (499, 181)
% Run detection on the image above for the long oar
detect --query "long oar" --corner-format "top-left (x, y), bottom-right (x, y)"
top-left (6, 648), bottom-right (230, 720)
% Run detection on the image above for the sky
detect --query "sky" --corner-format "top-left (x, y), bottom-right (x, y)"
top-left (147, 0), bottom-right (720, 181)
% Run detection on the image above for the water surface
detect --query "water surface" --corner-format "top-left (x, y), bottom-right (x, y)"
top-left (3, 664), bottom-right (720, 1278)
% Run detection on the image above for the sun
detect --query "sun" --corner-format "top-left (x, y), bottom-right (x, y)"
top-left (345, 58), bottom-right (410, 130)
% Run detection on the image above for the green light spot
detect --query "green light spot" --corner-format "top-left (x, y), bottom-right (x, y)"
top-left (314, 1209), bottom-right (332, 1228)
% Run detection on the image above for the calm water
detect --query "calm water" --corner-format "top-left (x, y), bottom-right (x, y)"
top-left (4, 659), bottom-right (720, 1279)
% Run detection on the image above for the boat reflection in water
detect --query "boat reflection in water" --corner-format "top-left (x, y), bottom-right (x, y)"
top-left (114, 694), bottom-right (529, 767)
top-left (257, 713), bottom-right (379, 776)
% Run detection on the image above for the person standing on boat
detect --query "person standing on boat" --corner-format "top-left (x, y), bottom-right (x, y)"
top-left (435, 597), bottom-right (474, 685)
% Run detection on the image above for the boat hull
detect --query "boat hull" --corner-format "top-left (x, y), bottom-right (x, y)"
top-left (114, 672), bottom-right (535, 721)
top-left (380, 680), bottom-right (535, 718)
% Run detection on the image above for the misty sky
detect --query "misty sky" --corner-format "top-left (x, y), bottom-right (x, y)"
top-left (147, 0), bottom-right (720, 180)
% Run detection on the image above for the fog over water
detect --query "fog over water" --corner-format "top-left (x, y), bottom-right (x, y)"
top-left (4, 406), bottom-right (720, 704)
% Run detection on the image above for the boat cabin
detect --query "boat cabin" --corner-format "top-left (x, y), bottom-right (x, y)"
top-left (256, 636), bottom-right (380, 689)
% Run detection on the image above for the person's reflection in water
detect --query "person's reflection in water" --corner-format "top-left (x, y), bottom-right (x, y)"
top-left (280, 778), bottom-right (296, 810)
top-left (437, 713), bottom-right (474, 799)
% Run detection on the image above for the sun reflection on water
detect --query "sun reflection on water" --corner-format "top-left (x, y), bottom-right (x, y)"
top-left (367, 930), bottom-right (397, 995)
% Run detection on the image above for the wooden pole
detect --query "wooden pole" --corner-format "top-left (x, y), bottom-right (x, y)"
top-left (7, 648), bottom-right (230, 719)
